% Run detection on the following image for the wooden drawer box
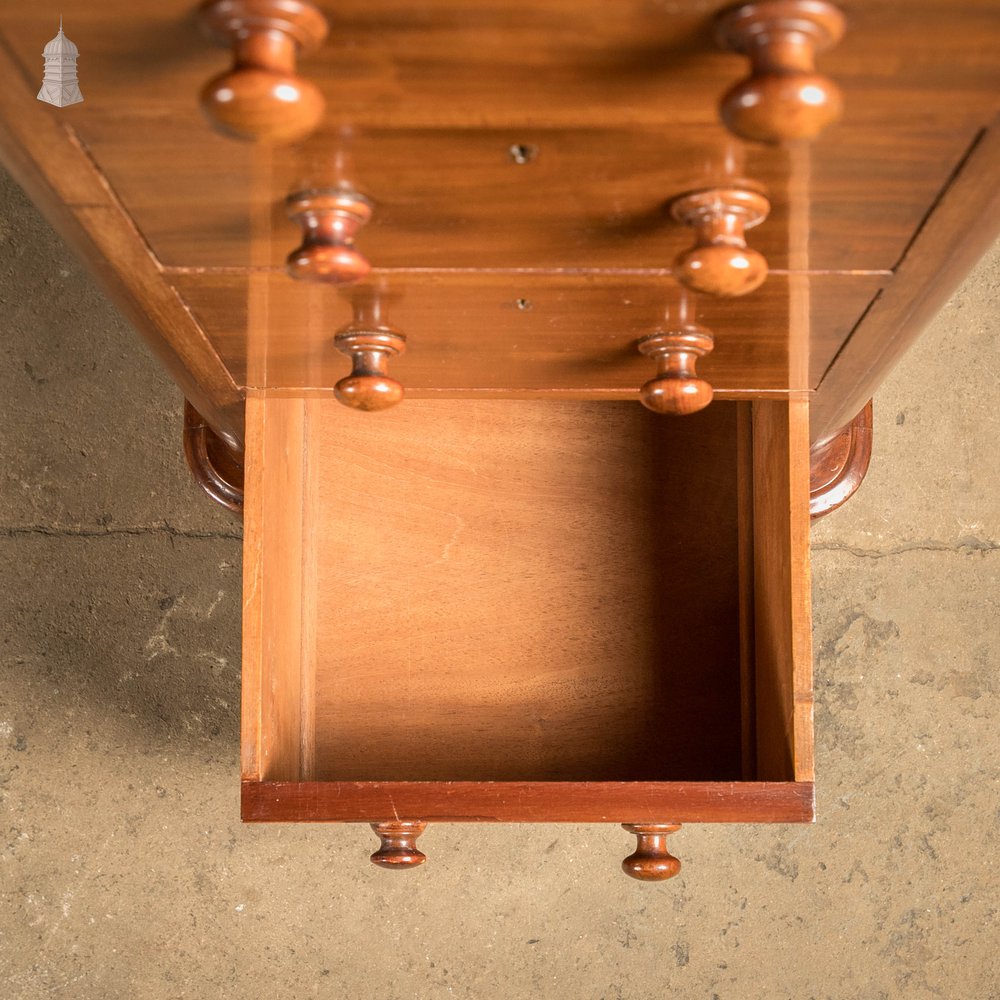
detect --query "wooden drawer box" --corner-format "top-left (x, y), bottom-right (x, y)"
top-left (241, 395), bottom-right (814, 876)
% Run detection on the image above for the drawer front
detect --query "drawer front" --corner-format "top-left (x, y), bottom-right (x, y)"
top-left (175, 271), bottom-right (882, 394)
top-left (77, 123), bottom-right (971, 274)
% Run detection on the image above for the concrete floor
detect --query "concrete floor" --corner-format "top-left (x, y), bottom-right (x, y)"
top-left (0, 165), bottom-right (997, 999)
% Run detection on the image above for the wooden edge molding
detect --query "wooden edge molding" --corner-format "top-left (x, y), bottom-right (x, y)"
top-left (809, 400), bottom-right (873, 520)
top-left (183, 401), bottom-right (245, 516)
top-left (240, 780), bottom-right (816, 823)
top-left (811, 118), bottom-right (1000, 442)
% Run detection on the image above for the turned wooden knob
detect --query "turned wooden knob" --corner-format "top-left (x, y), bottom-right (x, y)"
top-left (370, 821), bottom-right (427, 870)
top-left (715, 1), bottom-right (846, 143)
top-left (198, 0), bottom-right (328, 143)
top-left (670, 187), bottom-right (770, 298)
top-left (622, 824), bottom-right (682, 881)
top-left (638, 326), bottom-right (714, 416)
top-left (286, 189), bottom-right (373, 285)
top-left (334, 326), bottom-right (406, 411)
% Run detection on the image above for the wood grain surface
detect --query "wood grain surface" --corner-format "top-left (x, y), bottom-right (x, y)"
top-left (241, 395), bottom-right (812, 820)
top-left (1, 2), bottom-right (997, 417)
top-left (4, 1), bottom-right (997, 130)
top-left (174, 270), bottom-right (882, 394)
top-left (73, 122), bottom-right (970, 274)
top-left (751, 399), bottom-right (814, 782)
top-left (242, 779), bottom-right (816, 823)
top-left (811, 117), bottom-right (1000, 442)
top-left (308, 400), bottom-right (744, 782)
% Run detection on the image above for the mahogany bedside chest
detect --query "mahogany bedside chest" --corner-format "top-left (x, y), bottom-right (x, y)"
top-left (1, 0), bottom-right (997, 879)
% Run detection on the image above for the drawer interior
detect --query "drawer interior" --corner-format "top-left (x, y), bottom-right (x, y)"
top-left (242, 397), bottom-right (813, 822)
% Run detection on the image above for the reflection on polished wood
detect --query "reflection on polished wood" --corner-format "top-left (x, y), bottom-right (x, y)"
top-left (76, 123), bottom-right (977, 274)
top-left (1, 0), bottom-right (998, 880)
top-left (7, 1), bottom-right (994, 130)
top-left (285, 188), bottom-right (373, 284)
top-left (5, 0), bottom-right (990, 281)
top-left (670, 187), bottom-right (770, 297)
top-left (0, 3), bottom-right (989, 449)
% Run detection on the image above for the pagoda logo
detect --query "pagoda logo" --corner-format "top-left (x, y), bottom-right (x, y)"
top-left (38, 18), bottom-right (83, 108)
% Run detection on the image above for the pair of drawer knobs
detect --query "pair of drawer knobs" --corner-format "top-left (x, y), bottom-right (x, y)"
top-left (331, 321), bottom-right (713, 417)
top-left (196, 0), bottom-right (847, 146)
top-left (286, 185), bottom-right (771, 300)
top-left (292, 184), bottom-right (745, 416)
top-left (372, 821), bottom-right (682, 882)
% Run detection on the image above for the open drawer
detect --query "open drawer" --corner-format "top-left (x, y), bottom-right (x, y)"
top-left (241, 396), bottom-right (814, 878)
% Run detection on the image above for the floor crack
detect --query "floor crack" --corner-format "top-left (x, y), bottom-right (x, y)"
top-left (813, 538), bottom-right (999, 559)
top-left (1, 524), bottom-right (242, 540)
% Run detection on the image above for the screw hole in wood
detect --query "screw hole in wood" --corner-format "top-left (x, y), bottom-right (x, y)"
top-left (508, 143), bottom-right (538, 164)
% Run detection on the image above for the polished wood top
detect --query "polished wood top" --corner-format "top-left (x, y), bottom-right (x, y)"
top-left (0, 1), bottom-right (997, 442)
top-left (5, 1), bottom-right (997, 129)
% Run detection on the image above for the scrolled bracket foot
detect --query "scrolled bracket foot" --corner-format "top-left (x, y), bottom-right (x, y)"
top-left (183, 400), bottom-right (245, 517)
top-left (810, 399), bottom-right (873, 520)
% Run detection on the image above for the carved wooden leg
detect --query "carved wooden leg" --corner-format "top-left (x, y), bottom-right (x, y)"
top-left (809, 400), bottom-right (873, 520)
top-left (621, 823), bottom-right (682, 881)
top-left (183, 400), bottom-right (245, 516)
top-left (370, 821), bottom-right (427, 870)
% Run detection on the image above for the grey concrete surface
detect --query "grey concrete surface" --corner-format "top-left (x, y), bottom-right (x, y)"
top-left (1, 166), bottom-right (997, 999)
